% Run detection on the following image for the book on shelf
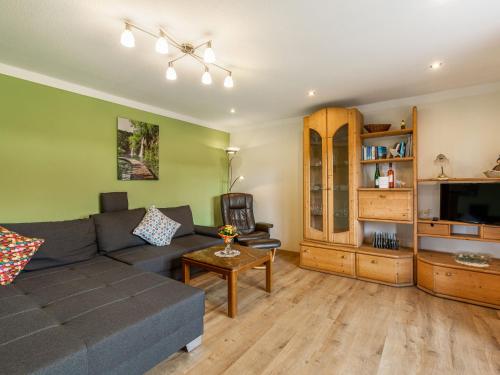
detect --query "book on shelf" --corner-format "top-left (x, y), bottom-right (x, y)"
top-left (361, 135), bottom-right (413, 161)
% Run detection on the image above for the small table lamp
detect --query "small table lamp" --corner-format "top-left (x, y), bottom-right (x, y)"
top-left (434, 154), bottom-right (450, 180)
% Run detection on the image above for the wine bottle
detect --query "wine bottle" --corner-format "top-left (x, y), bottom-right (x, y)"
top-left (388, 162), bottom-right (395, 188)
top-left (374, 163), bottom-right (380, 188)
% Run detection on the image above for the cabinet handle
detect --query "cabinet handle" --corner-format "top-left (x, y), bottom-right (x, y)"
top-left (445, 272), bottom-right (453, 276)
top-left (371, 260), bottom-right (377, 264)
top-left (379, 195), bottom-right (386, 199)
top-left (341, 255), bottom-right (345, 259)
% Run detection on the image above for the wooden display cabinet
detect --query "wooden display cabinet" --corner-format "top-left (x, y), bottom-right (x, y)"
top-left (302, 107), bottom-right (363, 246)
top-left (301, 106), bottom-right (417, 287)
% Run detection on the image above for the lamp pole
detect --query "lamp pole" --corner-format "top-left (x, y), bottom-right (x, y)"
top-left (225, 147), bottom-right (243, 193)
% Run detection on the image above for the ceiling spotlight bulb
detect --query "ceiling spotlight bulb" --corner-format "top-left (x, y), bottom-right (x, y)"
top-left (224, 72), bottom-right (234, 88)
top-left (204, 41), bottom-right (216, 63)
top-left (120, 23), bottom-right (135, 48)
top-left (202, 67), bottom-right (212, 85)
top-left (308, 90), bottom-right (316, 97)
top-left (230, 108), bottom-right (236, 114)
top-left (166, 62), bottom-right (177, 80)
top-left (429, 61), bottom-right (443, 70)
top-left (155, 32), bottom-right (169, 54)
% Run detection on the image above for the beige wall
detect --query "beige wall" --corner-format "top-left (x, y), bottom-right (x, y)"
top-left (230, 118), bottom-right (303, 252)
top-left (231, 82), bottom-right (500, 255)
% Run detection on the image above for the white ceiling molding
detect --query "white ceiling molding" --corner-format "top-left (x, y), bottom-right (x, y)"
top-left (0, 62), bottom-right (228, 132)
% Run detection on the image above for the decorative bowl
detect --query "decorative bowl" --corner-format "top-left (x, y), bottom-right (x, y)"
top-left (363, 124), bottom-right (391, 133)
top-left (455, 253), bottom-right (490, 268)
top-left (483, 170), bottom-right (500, 178)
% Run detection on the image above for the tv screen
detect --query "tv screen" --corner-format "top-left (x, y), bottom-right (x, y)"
top-left (440, 183), bottom-right (500, 225)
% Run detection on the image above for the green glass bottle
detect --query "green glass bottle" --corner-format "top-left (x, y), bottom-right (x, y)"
top-left (374, 163), bottom-right (380, 188)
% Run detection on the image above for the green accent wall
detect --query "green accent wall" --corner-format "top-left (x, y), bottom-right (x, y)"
top-left (0, 74), bottom-right (229, 224)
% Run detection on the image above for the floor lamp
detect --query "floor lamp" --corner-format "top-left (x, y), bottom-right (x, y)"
top-left (225, 147), bottom-right (244, 192)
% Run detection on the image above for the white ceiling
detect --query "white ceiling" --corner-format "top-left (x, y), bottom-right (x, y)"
top-left (1, 0), bottom-right (500, 130)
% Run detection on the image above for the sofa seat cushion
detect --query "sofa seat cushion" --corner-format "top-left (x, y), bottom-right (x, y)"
top-left (236, 231), bottom-right (271, 242)
top-left (0, 285), bottom-right (88, 375)
top-left (106, 234), bottom-right (223, 275)
top-left (92, 208), bottom-right (147, 253)
top-left (2, 218), bottom-right (98, 271)
top-left (10, 256), bottom-right (205, 375)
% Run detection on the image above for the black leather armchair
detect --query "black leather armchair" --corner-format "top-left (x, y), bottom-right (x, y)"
top-left (220, 193), bottom-right (273, 242)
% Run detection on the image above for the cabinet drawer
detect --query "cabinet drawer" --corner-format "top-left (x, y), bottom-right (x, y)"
top-left (300, 246), bottom-right (355, 276)
top-left (483, 226), bottom-right (500, 240)
top-left (418, 222), bottom-right (450, 236)
top-left (358, 190), bottom-right (413, 222)
top-left (434, 266), bottom-right (500, 305)
top-left (417, 260), bottom-right (434, 290)
top-left (357, 254), bottom-right (413, 285)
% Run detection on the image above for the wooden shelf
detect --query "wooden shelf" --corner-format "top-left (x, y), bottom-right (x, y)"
top-left (358, 188), bottom-right (413, 192)
top-left (418, 250), bottom-right (500, 275)
top-left (417, 219), bottom-right (500, 243)
top-left (417, 233), bottom-right (500, 243)
top-left (418, 219), bottom-right (479, 227)
top-left (358, 217), bottom-right (413, 225)
top-left (418, 177), bottom-right (500, 183)
top-left (357, 244), bottom-right (414, 259)
top-left (360, 128), bottom-right (413, 139)
top-left (361, 157), bottom-right (414, 165)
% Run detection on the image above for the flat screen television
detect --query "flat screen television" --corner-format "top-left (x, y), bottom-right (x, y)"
top-left (440, 183), bottom-right (500, 225)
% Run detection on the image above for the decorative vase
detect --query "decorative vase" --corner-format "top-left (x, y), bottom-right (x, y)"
top-left (219, 234), bottom-right (238, 256)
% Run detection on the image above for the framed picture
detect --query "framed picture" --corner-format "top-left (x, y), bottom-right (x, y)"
top-left (117, 117), bottom-right (159, 180)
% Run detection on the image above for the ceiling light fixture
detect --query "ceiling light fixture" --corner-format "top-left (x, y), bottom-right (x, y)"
top-left (308, 90), bottom-right (316, 97)
top-left (202, 67), bottom-right (212, 85)
top-left (224, 72), bottom-right (234, 88)
top-left (203, 41), bottom-right (216, 63)
top-left (155, 31), bottom-right (169, 54)
top-left (120, 23), bottom-right (135, 48)
top-left (230, 108), bottom-right (236, 114)
top-left (119, 21), bottom-right (233, 88)
top-left (429, 61), bottom-right (443, 70)
top-left (165, 62), bottom-right (177, 80)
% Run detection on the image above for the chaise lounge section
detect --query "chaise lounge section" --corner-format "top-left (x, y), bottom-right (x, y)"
top-left (1, 205), bottom-right (222, 375)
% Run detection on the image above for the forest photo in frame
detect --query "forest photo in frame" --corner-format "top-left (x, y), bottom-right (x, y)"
top-left (117, 117), bottom-right (159, 180)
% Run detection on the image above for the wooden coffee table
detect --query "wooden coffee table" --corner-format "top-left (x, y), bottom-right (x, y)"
top-left (182, 244), bottom-right (272, 318)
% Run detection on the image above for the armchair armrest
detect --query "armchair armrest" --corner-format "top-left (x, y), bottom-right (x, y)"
top-left (194, 225), bottom-right (221, 238)
top-left (255, 222), bottom-right (273, 233)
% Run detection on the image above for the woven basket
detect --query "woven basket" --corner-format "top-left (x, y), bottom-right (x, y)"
top-left (363, 124), bottom-right (391, 133)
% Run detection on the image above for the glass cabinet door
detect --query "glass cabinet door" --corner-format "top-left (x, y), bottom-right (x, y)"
top-left (309, 129), bottom-right (324, 232)
top-left (331, 124), bottom-right (349, 234)
top-left (304, 111), bottom-right (328, 242)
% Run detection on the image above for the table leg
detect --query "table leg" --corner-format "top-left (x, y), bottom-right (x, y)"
top-left (183, 261), bottom-right (190, 284)
top-left (228, 271), bottom-right (237, 318)
top-left (266, 257), bottom-right (272, 293)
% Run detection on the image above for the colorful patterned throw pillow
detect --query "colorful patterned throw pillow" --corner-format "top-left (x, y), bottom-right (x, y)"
top-left (133, 206), bottom-right (181, 246)
top-left (0, 226), bottom-right (44, 285)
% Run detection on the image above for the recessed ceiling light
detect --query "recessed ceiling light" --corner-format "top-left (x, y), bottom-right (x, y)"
top-left (429, 61), bottom-right (443, 70)
top-left (308, 90), bottom-right (316, 97)
top-left (230, 108), bottom-right (236, 114)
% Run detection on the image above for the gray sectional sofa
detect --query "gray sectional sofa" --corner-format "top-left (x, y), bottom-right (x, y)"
top-left (1, 205), bottom-right (222, 375)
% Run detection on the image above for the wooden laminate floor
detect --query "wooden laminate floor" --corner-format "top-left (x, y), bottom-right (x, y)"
top-left (148, 251), bottom-right (499, 375)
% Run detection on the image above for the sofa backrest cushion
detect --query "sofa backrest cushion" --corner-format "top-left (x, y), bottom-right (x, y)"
top-left (2, 218), bottom-right (98, 271)
top-left (92, 208), bottom-right (147, 253)
top-left (158, 205), bottom-right (195, 238)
